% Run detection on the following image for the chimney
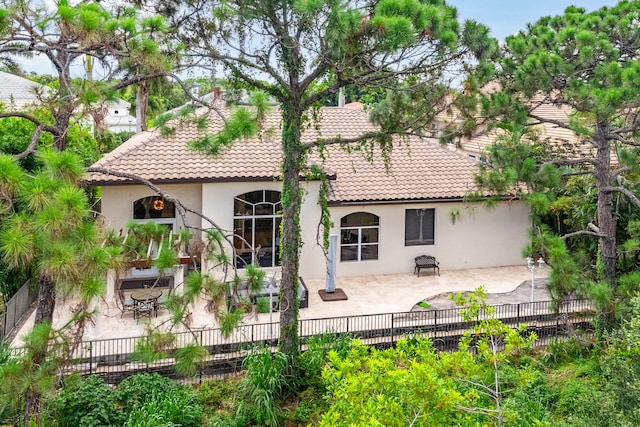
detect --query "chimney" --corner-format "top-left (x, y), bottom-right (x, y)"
top-left (191, 82), bottom-right (200, 102)
top-left (338, 87), bottom-right (345, 107)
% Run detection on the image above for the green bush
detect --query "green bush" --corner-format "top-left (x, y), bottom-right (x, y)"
top-left (47, 374), bottom-right (125, 427)
top-left (505, 373), bottom-right (556, 426)
top-left (206, 412), bottom-right (250, 427)
top-left (600, 296), bottom-right (640, 425)
top-left (546, 338), bottom-right (593, 365)
top-left (122, 390), bottom-right (202, 427)
top-left (255, 296), bottom-right (271, 313)
top-left (298, 332), bottom-right (352, 388)
top-left (291, 388), bottom-right (325, 425)
top-left (45, 373), bottom-right (203, 427)
top-left (198, 378), bottom-right (239, 415)
top-left (116, 373), bottom-right (202, 427)
top-left (116, 373), bottom-right (179, 409)
top-left (238, 347), bottom-right (290, 427)
top-left (551, 376), bottom-right (612, 427)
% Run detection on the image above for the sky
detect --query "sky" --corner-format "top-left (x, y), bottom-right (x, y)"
top-left (18, 1), bottom-right (623, 76)
top-left (447, 0), bottom-right (619, 41)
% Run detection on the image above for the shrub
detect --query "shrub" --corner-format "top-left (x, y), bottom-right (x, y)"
top-left (505, 373), bottom-right (556, 426)
top-left (255, 296), bottom-right (271, 313)
top-left (116, 373), bottom-right (203, 427)
top-left (197, 378), bottom-right (239, 414)
top-left (47, 374), bottom-right (125, 427)
top-left (122, 389), bottom-right (203, 427)
top-left (237, 347), bottom-right (290, 427)
top-left (600, 295), bottom-right (640, 425)
top-left (116, 373), bottom-right (178, 408)
top-left (552, 377), bottom-right (612, 426)
top-left (298, 332), bottom-right (352, 388)
top-left (291, 387), bottom-right (325, 425)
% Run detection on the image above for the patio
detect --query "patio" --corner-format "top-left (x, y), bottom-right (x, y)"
top-left (11, 265), bottom-right (547, 346)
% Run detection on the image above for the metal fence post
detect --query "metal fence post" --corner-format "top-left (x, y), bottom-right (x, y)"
top-left (390, 313), bottom-right (395, 346)
top-left (434, 310), bottom-right (438, 337)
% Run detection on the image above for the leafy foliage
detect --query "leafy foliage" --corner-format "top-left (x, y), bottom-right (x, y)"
top-left (319, 288), bottom-right (539, 426)
top-left (601, 295), bottom-right (640, 426)
top-left (470, 1), bottom-right (640, 299)
top-left (47, 374), bottom-right (126, 427)
top-left (44, 373), bottom-right (203, 427)
top-left (238, 347), bottom-right (291, 427)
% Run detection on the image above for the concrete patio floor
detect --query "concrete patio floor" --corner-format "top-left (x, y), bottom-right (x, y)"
top-left (11, 265), bottom-right (548, 345)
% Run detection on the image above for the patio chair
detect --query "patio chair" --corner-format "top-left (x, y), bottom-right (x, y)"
top-left (155, 287), bottom-right (173, 313)
top-left (135, 299), bottom-right (154, 323)
top-left (414, 255), bottom-right (440, 277)
top-left (118, 288), bottom-right (136, 318)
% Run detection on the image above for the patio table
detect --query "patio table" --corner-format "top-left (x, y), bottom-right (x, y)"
top-left (131, 289), bottom-right (162, 321)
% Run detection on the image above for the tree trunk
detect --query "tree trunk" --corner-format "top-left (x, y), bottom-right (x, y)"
top-left (52, 53), bottom-right (75, 151)
top-left (137, 82), bottom-right (149, 132)
top-left (34, 275), bottom-right (56, 325)
top-left (23, 275), bottom-right (56, 426)
top-left (278, 106), bottom-right (303, 360)
top-left (594, 123), bottom-right (617, 289)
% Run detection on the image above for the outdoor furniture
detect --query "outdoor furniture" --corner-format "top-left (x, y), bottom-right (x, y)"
top-left (131, 289), bottom-right (162, 322)
top-left (156, 287), bottom-right (173, 312)
top-left (118, 288), bottom-right (136, 318)
top-left (414, 255), bottom-right (440, 277)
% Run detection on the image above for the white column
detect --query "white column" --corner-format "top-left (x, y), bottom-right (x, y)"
top-left (106, 269), bottom-right (116, 303)
top-left (87, 296), bottom-right (102, 339)
top-left (173, 265), bottom-right (185, 296)
top-left (326, 234), bottom-right (337, 293)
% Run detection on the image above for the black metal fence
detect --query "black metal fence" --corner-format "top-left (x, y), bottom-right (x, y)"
top-left (18, 298), bottom-right (596, 384)
top-left (1, 281), bottom-right (35, 342)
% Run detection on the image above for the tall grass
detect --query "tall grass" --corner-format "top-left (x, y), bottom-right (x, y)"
top-left (238, 346), bottom-right (290, 426)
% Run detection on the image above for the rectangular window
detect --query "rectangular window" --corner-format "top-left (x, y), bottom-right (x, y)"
top-left (405, 209), bottom-right (435, 246)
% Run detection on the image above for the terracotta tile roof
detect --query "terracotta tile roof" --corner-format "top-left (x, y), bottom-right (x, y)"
top-left (456, 90), bottom-right (594, 159)
top-left (87, 104), bottom-right (481, 203)
top-left (88, 104), bottom-right (283, 183)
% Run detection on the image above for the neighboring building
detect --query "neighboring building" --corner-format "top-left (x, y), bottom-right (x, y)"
top-left (0, 71), bottom-right (138, 134)
top-left (0, 70), bottom-right (46, 109)
top-left (86, 104), bottom-right (530, 281)
top-left (432, 86), bottom-right (588, 162)
top-left (93, 98), bottom-right (138, 134)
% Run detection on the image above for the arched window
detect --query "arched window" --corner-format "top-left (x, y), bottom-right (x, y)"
top-left (133, 196), bottom-right (176, 230)
top-left (340, 212), bottom-right (379, 262)
top-left (233, 190), bottom-right (282, 268)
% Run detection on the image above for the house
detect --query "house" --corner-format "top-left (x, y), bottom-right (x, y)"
top-left (93, 97), bottom-right (138, 134)
top-left (0, 70), bottom-right (47, 109)
top-left (431, 84), bottom-right (589, 162)
top-left (86, 103), bottom-right (530, 282)
top-left (0, 71), bottom-right (138, 134)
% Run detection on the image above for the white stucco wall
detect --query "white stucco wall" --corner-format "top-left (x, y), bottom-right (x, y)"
top-left (100, 182), bottom-right (529, 281)
top-left (100, 184), bottom-right (203, 232)
top-left (200, 180), bottom-right (326, 280)
top-left (328, 201), bottom-right (530, 278)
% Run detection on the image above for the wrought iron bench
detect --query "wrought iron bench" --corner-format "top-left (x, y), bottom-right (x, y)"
top-left (414, 255), bottom-right (440, 277)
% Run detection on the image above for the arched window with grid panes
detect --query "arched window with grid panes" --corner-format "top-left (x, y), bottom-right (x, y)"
top-left (233, 190), bottom-right (282, 268)
top-left (340, 212), bottom-right (379, 262)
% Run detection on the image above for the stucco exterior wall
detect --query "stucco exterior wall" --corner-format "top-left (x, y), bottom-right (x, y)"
top-left (328, 201), bottom-right (530, 278)
top-left (201, 181), bottom-right (326, 280)
top-left (99, 184), bottom-right (202, 232)
top-left (100, 182), bottom-right (529, 282)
